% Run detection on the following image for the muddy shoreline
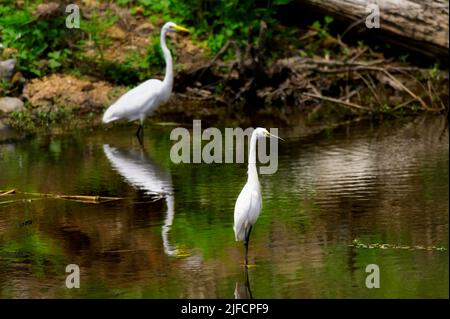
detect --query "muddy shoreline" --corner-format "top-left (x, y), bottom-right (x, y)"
top-left (1, 94), bottom-right (440, 145)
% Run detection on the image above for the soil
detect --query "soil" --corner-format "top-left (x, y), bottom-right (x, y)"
top-left (22, 74), bottom-right (126, 114)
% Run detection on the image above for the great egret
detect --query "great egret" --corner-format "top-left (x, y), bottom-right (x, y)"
top-left (233, 128), bottom-right (281, 266)
top-left (102, 22), bottom-right (189, 141)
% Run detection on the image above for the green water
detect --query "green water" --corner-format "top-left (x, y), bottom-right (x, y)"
top-left (0, 115), bottom-right (448, 298)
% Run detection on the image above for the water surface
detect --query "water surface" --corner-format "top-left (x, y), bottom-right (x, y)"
top-left (0, 115), bottom-right (448, 298)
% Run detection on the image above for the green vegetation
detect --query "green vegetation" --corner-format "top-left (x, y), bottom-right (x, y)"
top-left (0, 0), bottom-right (295, 81)
top-left (119, 0), bottom-right (293, 53)
top-left (79, 10), bottom-right (118, 62)
top-left (0, 1), bottom-right (70, 76)
top-left (0, 0), bottom-right (447, 127)
top-left (8, 107), bottom-right (72, 132)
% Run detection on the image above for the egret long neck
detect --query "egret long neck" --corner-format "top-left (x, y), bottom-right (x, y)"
top-left (247, 132), bottom-right (259, 183)
top-left (160, 30), bottom-right (173, 90)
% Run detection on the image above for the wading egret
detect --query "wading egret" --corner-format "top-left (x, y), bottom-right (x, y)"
top-left (233, 128), bottom-right (281, 266)
top-left (102, 22), bottom-right (189, 141)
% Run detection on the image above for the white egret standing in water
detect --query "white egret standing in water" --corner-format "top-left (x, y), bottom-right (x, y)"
top-left (233, 128), bottom-right (282, 266)
top-left (102, 22), bottom-right (189, 141)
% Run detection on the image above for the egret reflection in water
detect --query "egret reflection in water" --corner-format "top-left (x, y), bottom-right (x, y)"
top-left (234, 268), bottom-right (253, 299)
top-left (103, 144), bottom-right (180, 257)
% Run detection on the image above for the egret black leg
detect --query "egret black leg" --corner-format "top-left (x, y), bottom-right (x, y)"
top-left (244, 241), bottom-right (249, 266)
top-left (244, 226), bottom-right (253, 266)
top-left (136, 124), bottom-right (142, 138)
top-left (136, 124), bottom-right (144, 144)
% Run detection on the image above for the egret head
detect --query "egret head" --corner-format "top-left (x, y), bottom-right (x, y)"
top-left (253, 127), bottom-right (283, 140)
top-left (163, 21), bottom-right (190, 34)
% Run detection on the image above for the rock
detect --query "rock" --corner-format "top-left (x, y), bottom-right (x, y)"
top-left (1, 48), bottom-right (18, 59)
top-left (34, 2), bottom-right (60, 19)
top-left (0, 97), bottom-right (25, 114)
top-left (11, 72), bottom-right (26, 86)
top-left (0, 59), bottom-right (16, 81)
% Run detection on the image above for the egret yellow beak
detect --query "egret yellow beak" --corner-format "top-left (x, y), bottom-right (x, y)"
top-left (267, 131), bottom-right (284, 141)
top-left (174, 25), bottom-right (190, 33)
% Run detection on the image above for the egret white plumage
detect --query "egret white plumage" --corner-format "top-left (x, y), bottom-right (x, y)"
top-left (102, 22), bottom-right (189, 141)
top-left (233, 128), bottom-right (282, 266)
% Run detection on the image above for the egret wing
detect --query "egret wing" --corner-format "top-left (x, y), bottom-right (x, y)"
top-left (233, 185), bottom-right (261, 241)
top-left (248, 189), bottom-right (262, 225)
top-left (103, 79), bottom-right (162, 123)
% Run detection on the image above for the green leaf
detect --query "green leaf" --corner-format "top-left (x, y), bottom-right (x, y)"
top-left (312, 21), bottom-right (321, 29)
top-left (48, 59), bottom-right (61, 69)
top-left (324, 16), bottom-right (334, 25)
top-left (139, 0), bottom-right (153, 6)
top-left (273, 0), bottom-right (292, 5)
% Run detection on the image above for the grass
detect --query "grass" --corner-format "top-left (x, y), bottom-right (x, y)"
top-left (8, 107), bottom-right (73, 132)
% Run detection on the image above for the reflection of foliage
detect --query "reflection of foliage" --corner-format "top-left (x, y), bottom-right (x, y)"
top-left (0, 229), bottom-right (64, 278)
top-left (419, 157), bottom-right (449, 206)
top-left (0, 124), bottom-right (448, 298)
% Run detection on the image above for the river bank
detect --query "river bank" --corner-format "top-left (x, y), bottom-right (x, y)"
top-left (0, 1), bottom-right (448, 135)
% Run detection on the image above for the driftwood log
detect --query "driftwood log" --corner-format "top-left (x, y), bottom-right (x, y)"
top-left (297, 0), bottom-right (449, 61)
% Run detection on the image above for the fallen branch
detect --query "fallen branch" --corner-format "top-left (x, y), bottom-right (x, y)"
top-left (381, 69), bottom-right (436, 112)
top-left (392, 98), bottom-right (416, 111)
top-left (0, 189), bottom-right (16, 196)
top-left (357, 72), bottom-right (381, 107)
top-left (197, 41), bottom-right (231, 77)
top-left (303, 92), bottom-right (370, 111)
top-left (0, 189), bottom-right (123, 204)
top-left (0, 198), bottom-right (43, 206)
top-left (187, 26), bottom-right (448, 114)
